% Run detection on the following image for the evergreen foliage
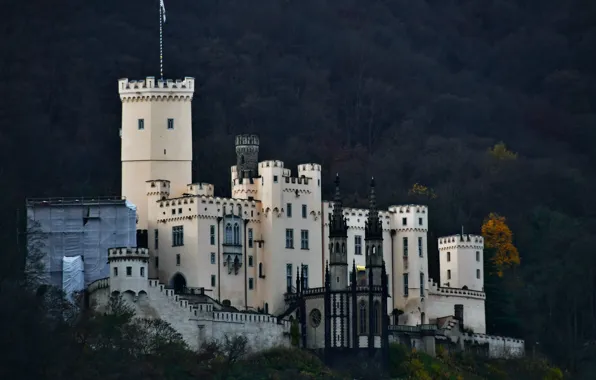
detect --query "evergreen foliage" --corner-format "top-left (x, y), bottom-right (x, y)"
top-left (2, 0), bottom-right (596, 375)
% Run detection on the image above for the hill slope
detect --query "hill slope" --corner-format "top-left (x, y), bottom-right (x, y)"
top-left (1, 0), bottom-right (596, 375)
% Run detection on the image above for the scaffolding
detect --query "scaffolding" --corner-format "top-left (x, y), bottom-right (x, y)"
top-left (26, 197), bottom-right (137, 289)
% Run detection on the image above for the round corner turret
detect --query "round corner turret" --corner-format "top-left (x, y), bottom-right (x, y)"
top-left (235, 134), bottom-right (260, 179)
top-left (108, 247), bottom-right (149, 295)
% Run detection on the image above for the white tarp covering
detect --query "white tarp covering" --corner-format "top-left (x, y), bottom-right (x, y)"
top-left (26, 198), bottom-right (137, 289)
top-left (62, 255), bottom-right (85, 301)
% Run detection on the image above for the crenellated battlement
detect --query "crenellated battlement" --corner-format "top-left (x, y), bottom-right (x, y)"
top-left (389, 204), bottom-right (428, 214)
top-left (438, 234), bottom-right (484, 250)
top-left (145, 279), bottom-right (291, 330)
top-left (119, 77), bottom-right (195, 102)
top-left (259, 160), bottom-right (284, 168)
top-left (235, 134), bottom-right (260, 147)
top-left (154, 194), bottom-right (261, 222)
top-left (428, 280), bottom-right (486, 299)
top-left (297, 163), bottom-right (322, 172)
top-left (108, 247), bottom-right (149, 260)
top-left (146, 180), bottom-right (171, 197)
top-left (185, 183), bottom-right (214, 197)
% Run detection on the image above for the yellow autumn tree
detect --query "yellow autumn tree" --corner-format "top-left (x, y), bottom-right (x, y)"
top-left (481, 213), bottom-right (520, 277)
top-left (408, 183), bottom-right (437, 199)
top-left (488, 142), bottom-right (517, 161)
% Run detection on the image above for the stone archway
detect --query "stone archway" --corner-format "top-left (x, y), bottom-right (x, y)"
top-left (171, 273), bottom-right (187, 294)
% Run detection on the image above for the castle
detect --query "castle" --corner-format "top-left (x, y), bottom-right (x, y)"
top-left (26, 75), bottom-right (525, 360)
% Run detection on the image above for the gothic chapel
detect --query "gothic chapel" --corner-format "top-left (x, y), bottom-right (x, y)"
top-left (287, 175), bottom-right (390, 364)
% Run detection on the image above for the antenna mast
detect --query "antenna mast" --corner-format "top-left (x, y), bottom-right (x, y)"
top-left (159, 0), bottom-right (166, 79)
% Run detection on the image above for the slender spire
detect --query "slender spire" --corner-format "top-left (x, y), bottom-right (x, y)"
top-left (365, 177), bottom-right (382, 240)
top-left (329, 173), bottom-right (348, 238)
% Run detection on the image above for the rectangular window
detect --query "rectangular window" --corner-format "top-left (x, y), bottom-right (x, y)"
top-left (355, 235), bottom-right (362, 255)
top-left (126, 266), bottom-right (132, 276)
top-left (286, 264), bottom-right (293, 292)
top-left (476, 251), bottom-right (480, 262)
top-left (249, 278), bottom-right (254, 290)
top-left (210, 252), bottom-right (216, 265)
top-left (140, 267), bottom-right (145, 277)
top-left (420, 273), bottom-right (425, 297)
top-left (248, 228), bottom-right (253, 248)
top-left (287, 203), bottom-right (292, 217)
top-left (403, 237), bottom-right (408, 257)
top-left (113, 267), bottom-right (118, 276)
top-left (300, 230), bottom-right (309, 249)
top-left (477, 269), bottom-right (481, 279)
top-left (302, 205), bottom-right (307, 218)
top-left (302, 264), bottom-right (309, 289)
top-left (154, 229), bottom-right (159, 249)
top-left (155, 257), bottom-right (159, 269)
top-left (138, 119), bottom-right (144, 130)
top-left (418, 237), bottom-right (423, 257)
top-left (402, 217), bottom-right (407, 226)
top-left (211, 275), bottom-right (216, 287)
top-left (285, 229), bottom-right (294, 249)
top-left (248, 255), bottom-right (253, 267)
top-left (167, 118), bottom-right (174, 129)
top-left (447, 269), bottom-right (451, 280)
top-left (403, 274), bottom-right (409, 297)
top-left (273, 175), bottom-right (278, 183)
top-left (176, 254), bottom-right (181, 266)
top-left (447, 252), bottom-right (451, 262)
top-left (418, 217), bottom-right (423, 226)
top-left (172, 225), bottom-right (184, 246)
top-left (210, 225), bottom-right (216, 245)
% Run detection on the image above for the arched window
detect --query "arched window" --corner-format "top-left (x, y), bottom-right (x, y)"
top-left (233, 223), bottom-right (240, 244)
top-left (335, 242), bottom-right (340, 253)
top-left (358, 300), bottom-right (367, 335)
top-left (372, 245), bottom-right (376, 255)
top-left (341, 243), bottom-right (345, 253)
top-left (225, 223), bottom-right (233, 244)
top-left (259, 263), bottom-right (263, 277)
top-left (377, 244), bottom-right (382, 255)
top-left (240, 155), bottom-right (245, 164)
top-left (373, 301), bottom-right (381, 334)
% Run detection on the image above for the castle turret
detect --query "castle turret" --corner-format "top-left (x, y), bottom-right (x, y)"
top-left (108, 247), bottom-right (149, 295)
top-left (235, 134), bottom-right (260, 179)
top-left (438, 233), bottom-right (484, 291)
top-left (328, 174), bottom-right (348, 290)
top-left (365, 178), bottom-right (383, 286)
top-left (119, 77), bottom-right (194, 229)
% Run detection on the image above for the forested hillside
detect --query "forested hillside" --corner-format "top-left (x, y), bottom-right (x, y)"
top-left (2, 0), bottom-right (596, 375)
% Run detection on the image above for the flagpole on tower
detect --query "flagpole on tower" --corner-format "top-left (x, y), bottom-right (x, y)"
top-left (159, 0), bottom-right (166, 80)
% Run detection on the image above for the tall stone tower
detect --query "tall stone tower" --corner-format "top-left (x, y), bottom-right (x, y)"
top-left (328, 174), bottom-right (348, 290)
top-left (119, 76), bottom-right (194, 229)
top-left (365, 178), bottom-right (383, 286)
top-left (235, 134), bottom-right (260, 179)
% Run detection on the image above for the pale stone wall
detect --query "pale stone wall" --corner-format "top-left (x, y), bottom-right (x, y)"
top-left (321, 203), bottom-right (430, 315)
top-left (89, 278), bottom-right (291, 352)
top-left (462, 332), bottom-right (525, 358)
top-left (425, 287), bottom-right (486, 334)
top-left (438, 234), bottom-right (484, 291)
top-left (119, 77), bottom-right (194, 231)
